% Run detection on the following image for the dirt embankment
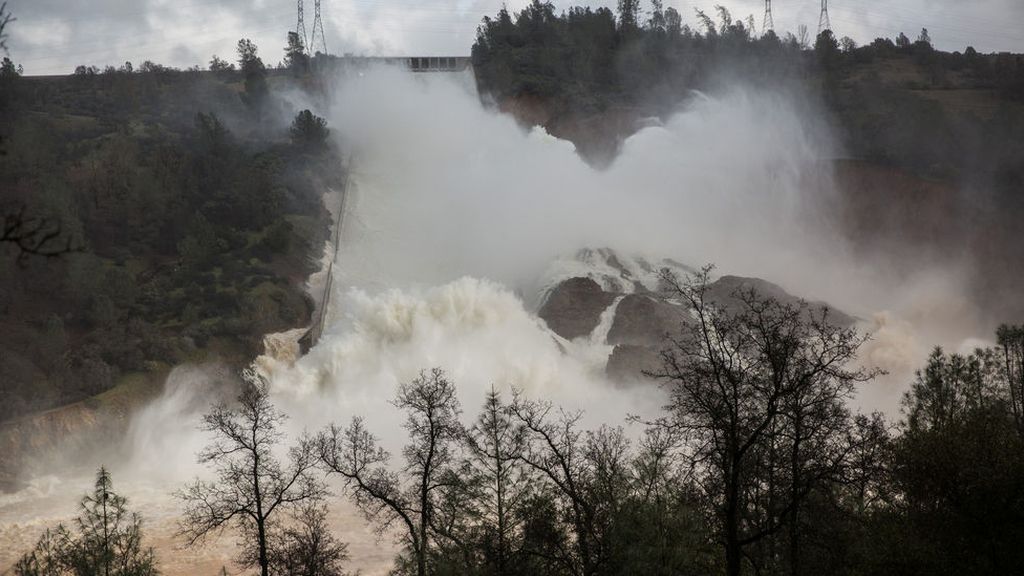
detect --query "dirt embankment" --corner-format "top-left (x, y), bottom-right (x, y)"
top-left (499, 94), bottom-right (641, 166)
top-left (0, 372), bottom-right (165, 492)
top-left (830, 159), bottom-right (963, 258)
top-left (830, 159), bottom-right (1024, 324)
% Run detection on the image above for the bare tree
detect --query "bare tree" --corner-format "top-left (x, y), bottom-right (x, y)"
top-left (1, 203), bottom-right (80, 263)
top-left (997, 324), bottom-right (1024, 436)
top-left (623, 427), bottom-right (713, 575)
top-left (508, 395), bottom-right (598, 576)
top-left (177, 369), bottom-right (325, 576)
top-left (649, 267), bottom-right (873, 576)
top-left (797, 24), bottom-right (810, 49)
top-left (0, 1), bottom-right (15, 156)
top-left (318, 368), bottom-right (463, 576)
top-left (0, 2), bottom-right (13, 53)
top-left (267, 502), bottom-right (349, 576)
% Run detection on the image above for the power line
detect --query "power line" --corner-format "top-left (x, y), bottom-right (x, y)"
top-left (297, 0), bottom-right (308, 48)
top-left (763, 0), bottom-right (774, 35)
top-left (310, 0), bottom-right (327, 55)
top-left (12, 0), bottom-right (1024, 74)
top-left (819, 0), bottom-right (832, 35)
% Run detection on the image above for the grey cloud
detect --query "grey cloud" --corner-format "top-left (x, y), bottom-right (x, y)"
top-left (3, 0), bottom-right (1022, 75)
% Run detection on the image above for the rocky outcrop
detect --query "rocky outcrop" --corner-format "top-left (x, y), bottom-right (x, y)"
top-left (537, 250), bottom-right (856, 385)
top-left (707, 276), bottom-right (856, 327)
top-left (538, 277), bottom-right (617, 340)
top-left (607, 294), bottom-right (688, 347)
top-left (499, 94), bottom-right (641, 167)
top-left (607, 344), bottom-right (663, 381)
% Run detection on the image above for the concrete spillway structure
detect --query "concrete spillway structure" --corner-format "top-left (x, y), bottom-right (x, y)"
top-left (299, 154), bottom-right (352, 353)
top-left (315, 55), bottom-right (473, 74)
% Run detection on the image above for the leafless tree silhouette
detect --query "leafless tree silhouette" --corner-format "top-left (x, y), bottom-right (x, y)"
top-left (177, 369), bottom-right (325, 576)
top-left (1, 204), bottom-right (80, 263)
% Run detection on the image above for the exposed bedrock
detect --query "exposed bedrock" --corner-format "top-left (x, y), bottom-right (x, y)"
top-left (607, 344), bottom-right (663, 382)
top-left (537, 277), bottom-right (618, 340)
top-left (707, 276), bottom-right (856, 327)
top-left (537, 250), bottom-right (854, 383)
top-left (607, 294), bottom-right (688, 347)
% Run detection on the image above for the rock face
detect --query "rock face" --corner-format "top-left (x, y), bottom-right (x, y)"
top-left (707, 276), bottom-right (856, 327)
top-left (538, 277), bottom-right (617, 340)
top-left (607, 294), bottom-right (688, 347)
top-left (536, 249), bottom-right (855, 384)
top-left (607, 344), bottom-right (663, 381)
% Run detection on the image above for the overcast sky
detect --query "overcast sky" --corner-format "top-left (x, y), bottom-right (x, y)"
top-left (4, 0), bottom-right (1023, 76)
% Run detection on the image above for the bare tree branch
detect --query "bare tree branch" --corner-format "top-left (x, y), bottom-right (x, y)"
top-left (0, 2), bottom-right (14, 54)
top-left (1, 203), bottom-right (82, 264)
top-left (177, 369), bottom-right (325, 576)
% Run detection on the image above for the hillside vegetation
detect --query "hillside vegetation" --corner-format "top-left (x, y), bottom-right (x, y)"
top-left (0, 42), bottom-right (340, 423)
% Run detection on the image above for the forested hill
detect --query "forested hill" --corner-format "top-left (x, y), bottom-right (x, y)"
top-left (471, 0), bottom-right (1024, 321)
top-left (471, 2), bottom-right (1024, 180)
top-left (0, 44), bottom-right (339, 424)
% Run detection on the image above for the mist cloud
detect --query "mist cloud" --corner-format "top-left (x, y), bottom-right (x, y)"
top-left (288, 66), bottom-right (988, 416)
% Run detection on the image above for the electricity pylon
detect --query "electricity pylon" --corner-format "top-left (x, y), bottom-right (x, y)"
top-left (309, 0), bottom-right (327, 55)
top-left (818, 0), bottom-right (832, 35)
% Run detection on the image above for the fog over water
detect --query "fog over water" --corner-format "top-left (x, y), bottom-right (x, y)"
top-left (0, 65), bottom-right (991, 574)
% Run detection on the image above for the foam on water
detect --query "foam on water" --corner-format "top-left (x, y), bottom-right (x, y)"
top-left (265, 278), bottom-right (662, 460)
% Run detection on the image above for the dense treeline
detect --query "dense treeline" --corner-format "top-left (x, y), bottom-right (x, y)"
top-left (472, 0), bottom-right (1024, 183)
top-left (18, 269), bottom-right (1024, 575)
top-left (473, 2), bottom-right (805, 114)
top-left (0, 36), bottom-right (338, 422)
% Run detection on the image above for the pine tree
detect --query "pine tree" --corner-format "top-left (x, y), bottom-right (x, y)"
top-left (15, 468), bottom-right (158, 576)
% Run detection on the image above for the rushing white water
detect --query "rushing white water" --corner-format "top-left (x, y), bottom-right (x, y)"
top-left (303, 67), bottom-right (986, 410)
top-left (1, 64), bottom-right (992, 574)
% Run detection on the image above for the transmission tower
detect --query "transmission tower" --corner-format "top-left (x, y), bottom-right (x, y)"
top-left (763, 0), bottom-right (774, 34)
top-left (309, 0), bottom-right (327, 56)
top-left (818, 0), bottom-right (832, 34)
top-left (296, 0), bottom-right (308, 48)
